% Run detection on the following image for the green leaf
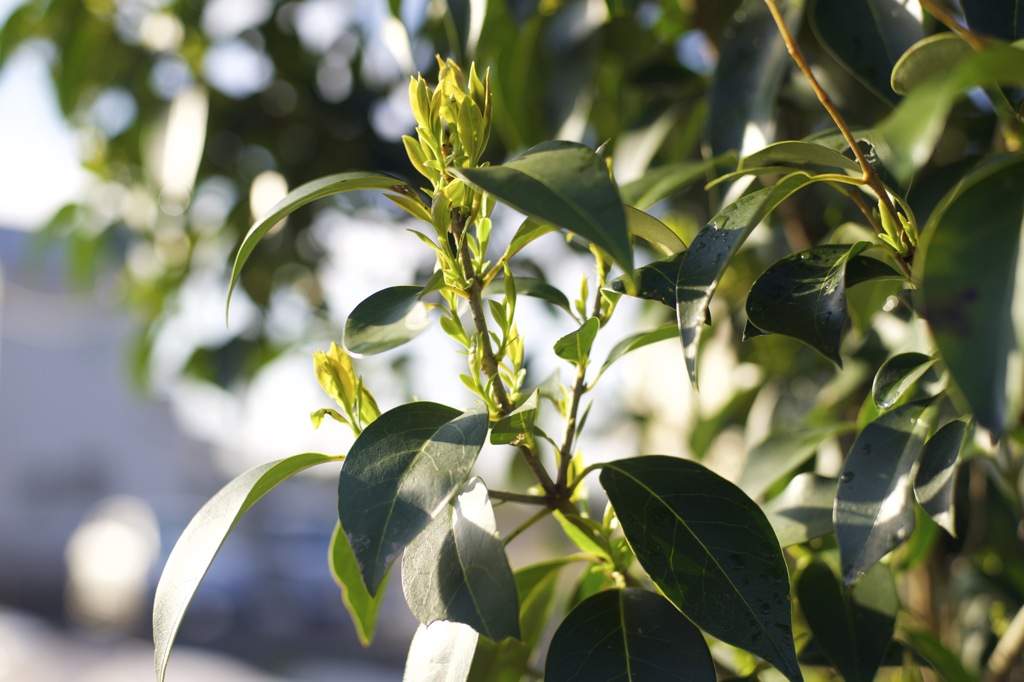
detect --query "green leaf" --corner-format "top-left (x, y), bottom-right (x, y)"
top-left (490, 390), bottom-right (539, 445)
top-left (544, 588), bottom-right (717, 682)
top-left (227, 172), bottom-right (405, 316)
top-left (609, 251), bottom-right (687, 308)
top-left (154, 453), bottom-right (340, 682)
top-left (797, 560), bottom-right (898, 682)
top-left (621, 159), bottom-right (725, 209)
top-left (404, 620), bottom-right (480, 682)
top-left (599, 324), bottom-right (678, 373)
top-left (915, 419), bottom-right (968, 535)
top-left (554, 317), bottom-right (600, 364)
top-left (835, 401), bottom-right (932, 585)
top-left (962, 0), bottom-right (1024, 41)
top-left (810, 0), bottom-right (924, 102)
top-left (740, 140), bottom-right (860, 173)
top-left (902, 629), bottom-right (974, 682)
top-left (872, 352), bottom-right (936, 411)
top-left (600, 457), bottom-right (802, 682)
top-left (339, 402), bottom-right (489, 596)
top-left (553, 511), bottom-right (610, 561)
top-left (625, 205), bottom-right (686, 255)
top-left (915, 155), bottom-right (1024, 437)
top-left (763, 473), bottom-right (837, 547)
top-left (402, 478), bottom-right (520, 641)
top-left (739, 425), bottom-right (845, 500)
top-left (329, 521), bottom-right (389, 646)
top-left (453, 141), bottom-right (632, 276)
top-left (483, 277), bottom-right (572, 315)
top-left (505, 219), bottom-right (556, 261)
top-left (890, 34), bottom-right (973, 95)
top-left (343, 285), bottom-right (431, 355)
top-left (677, 172), bottom-right (825, 387)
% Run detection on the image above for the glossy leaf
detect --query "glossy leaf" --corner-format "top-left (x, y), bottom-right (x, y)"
top-left (739, 424), bottom-right (845, 500)
top-left (338, 402), bottom-right (489, 596)
top-left (962, 0), bottom-right (1024, 41)
top-left (344, 285), bottom-right (431, 356)
top-left (677, 172), bottom-right (825, 387)
top-left (835, 401), bottom-right (932, 585)
top-left (763, 474), bottom-right (837, 546)
top-left (402, 478), bottom-right (520, 641)
top-left (453, 141), bottom-right (632, 276)
top-left (490, 390), bottom-right (539, 445)
top-left (621, 159), bottom-right (726, 209)
top-left (609, 251), bottom-right (687, 308)
top-left (811, 0), bottom-right (924, 102)
top-left (872, 352), bottom-right (936, 411)
top-left (890, 34), bottom-right (973, 95)
top-left (625, 205), bottom-right (686, 255)
top-left (554, 317), bottom-right (600, 364)
top-left (740, 140), bottom-right (860, 172)
top-left (600, 456), bottom-right (801, 682)
top-left (227, 172), bottom-right (405, 316)
top-left (329, 521), bottom-right (389, 646)
top-left (915, 419), bottom-right (968, 535)
top-left (797, 560), bottom-right (898, 682)
top-left (404, 620), bottom-right (480, 682)
top-left (599, 324), bottom-right (677, 373)
top-left (154, 453), bottom-right (340, 682)
top-left (545, 588), bottom-right (716, 682)
top-left (915, 155), bottom-right (1024, 437)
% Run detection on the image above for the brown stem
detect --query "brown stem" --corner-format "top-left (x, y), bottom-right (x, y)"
top-left (489, 489), bottom-right (550, 505)
top-left (919, 0), bottom-right (988, 51)
top-left (556, 362), bottom-right (587, 489)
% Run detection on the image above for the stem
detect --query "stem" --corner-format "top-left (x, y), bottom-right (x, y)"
top-left (489, 489), bottom-right (549, 505)
top-left (987, 602), bottom-right (1024, 682)
top-left (919, 0), bottom-right (988, 51)
top-left (840, 186), bottom-right (913, 278)
top-left (556, 362), bottom-right (587, 488)
top-left (503, 506), bottom-right (555, 545)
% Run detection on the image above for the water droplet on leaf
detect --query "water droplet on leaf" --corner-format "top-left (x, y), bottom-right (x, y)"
top-left (840, 472), bottom-right (855, 483)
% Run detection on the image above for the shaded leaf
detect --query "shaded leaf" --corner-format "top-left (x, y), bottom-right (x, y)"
top-left (404, 620), bottom-right (480, 682)
top-left (554, 317), bottom-right (600, 364)
top-left (902, 630), bottom-right (974, 682)
top-left (344, 285), bottom-right (431, 356)
top-left (621, 159), bottom-right (727, 209)
top-left (483, 277), bottom-right (572, 315)
top-left (962, 0), bottom-right (1024, 41)
top-left (915, 419), bottom-right (968, 535)
top-left (154, 453), bottom-right (340, 681)
top-left (599, 324), bottom-right (677, 373)
top-left (626, 205), bottom-right (686, 255)
top-left (739, 424), bottom-right (845, 500)
top-left (741, 140), bottom-right (860, 172)
top-left (329, 521), bottom-right (389, 646)
top-left (835, 401), bottom-right (932, 585)
top-left (609, 251), bottom-right (687, 308)
top-left (490, 390), bottom-right (539, 445)
top-left (600, 457), bottom-right (801, 682)
top-left (545, 588), bottom-right (716, 682)
top-left (339, 402), bottom-right (489, 596)
top-left (763, 474), bottom-right (837, 546)
top-left (402, 478), bottom-right (520, 641)
top-left (872, 352), bottom-right (936, 411)
top-left (890, 34), bottom-right (973, 95)
top-left (915, 155), bottom-right (1024, 437)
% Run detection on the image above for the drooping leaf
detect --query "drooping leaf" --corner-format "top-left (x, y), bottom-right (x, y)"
top-left (962, 0), bottom-right (1024, 41)
top-left (545, 588), bottom-right (717, 682)
top-left (915, 155), bottom-right (1024, 437)
top-left (872, 352), bottom-right (936, 411)
top-left (154, 453), bottom-right (341, 681)
top-left (453, 141), bottom-right (632, 276)
top-left (811, 0), bottom-right (924, 102)
top-left (339, 402), bottom-right (489, 596)
top-left (329, 521), bottom-right (389, 646)
top-left (554, 317), bottom-right (600, 364)
top-left (483, 277), bottom-right (572, 315)
top-left (739, 424), bottom-right (846, 500)
top-left (227, 172), bottom-right (405, 316)
top-left (677, 172), bottom-right (826, 387)
top-left (797, 560), bottom-right (898, 682)
top-left (609, 251), bottom-right (687, 308)
top-left (402, 478), bottom-right (520, 641)
top-left (600, 456), bottom-right (802, 682)
top-left (890, 34), bottom-right (973, 95)
top-left (763, 473), bottom-right (837, 546)
top-left (621, 159), bottom-right (727, 209)
top-left (403, 620), bottom-right (480, 682)
top-left (490, 390), bottom-right (539, 445)
top-left (599, 324), bottom-right (678, 374)
top-left (740, 140), bottom-right (861, 173)
top-left (344, 285), bottom-right (431, 356)
top-left (834, 400), bottom-right (932, 585)
top-left (915, 418), bottom-right (968, 535)
top-left (625, 205), bottom-right (686, 255)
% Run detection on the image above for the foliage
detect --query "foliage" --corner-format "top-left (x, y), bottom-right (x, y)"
top-left (26, 0), bottom-right (1023, 679)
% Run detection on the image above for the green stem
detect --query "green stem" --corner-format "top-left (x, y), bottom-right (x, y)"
top-left (503, 506), bottom-right (555, 545)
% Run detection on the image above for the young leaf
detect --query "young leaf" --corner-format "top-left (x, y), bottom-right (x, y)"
top-left (915, 419), bottom-right (968, 536)
top-left (329, 521), bottom-right (389, 646)
top-left (890, 34), bottom-right (973, 96)
top-left (338, 402), bottom-right (489, 596)
top-left (872, 352), bottom-right (936, 411)
top-left (483, 277), bottom-right (572, 315)
top-left (544, 588), bottom-right (716, 682)
top-left (609, 251), bottom-right (687, 308)
top-left (402, 478), bottom-right (520, 641)
top-left (490, 390), bottom-right (539, 445)
top-left (599, 323), bottom-right (677, 374)
top-left (404, 620), bottom-right (480, 682)
top-left (227, 172), bottom-right (405, 316)
top-left (453, 141), bottom-right (632, 277)
top-left (739, 424), bottom-right (845, 501)
top-left (154, 453), bottom-right (341, 682)
top-left (835, 401), bottom-right (932, 585)
top-left (554, 317), bottom-right (600, 364)
top-left (344, 285), bottom-right (431, 356)
top-left (600, 456), bottom-right (802, 682)
top-left (740, 140), bottom-right (861, 173)
top-left (797, 560), bottom-right (898, 682)
top-left (915, 155), bottom-right (1024, 438)
top-left (763, 473), bottom-right (837, 547)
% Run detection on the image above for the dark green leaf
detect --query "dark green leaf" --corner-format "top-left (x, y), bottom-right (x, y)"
top-left (490, 390), bottom-right (539, 445)
top-left (739, 425), bottom-right (845, 500)
top-left (339, 402), bottom-right (489, 596)
top-left (610, 251), bottom-right (687, 308)
top-left (554, 317), bottom-right (600, 364)
top-left (740, 140), bottom-right (860, 172)
top-left (872, 352), bottom-right (936, 411)
top-left (404, 621), bottom-right (480, 682)
top-left (483, 277), bottom-right (572, 315)
top-left (902, 630), bottom-right (974, 682)
top-left (621, 159), bottom-right (725, 209)
top-left (890, 34), bottom-right (973, 95)
top-left (154, 453), bottom-right (340, 682)
top-left (915, 155), bottom-right (1024, 437)
top-left (402, 478), bottom-right (520, 641)
top-left (835, 401), bottom-right (932, 585)
top-left (797, 560), bottom-right (898, 682)
top-left (600, 457), bottom-right (801, 682)
top-left (545, 588), bottom-right (716, 682)
top-left (915, 419), bottom-right (968, 535)
top-left (343, 285), bottom-right (431, 355)
top-left (453, 141), bottom-right (632, 276)
top-left (962, 0), bottom-right (1024, 41)
top-left (625, 205), bottom-right (686, 255)
top-left (227, 172), bottom-right (404, 316)
top-left (329, 521), bottom-right (389, 646)
top-left (599, 324), bottom-right (678, 373)
top-left (763, 474), bottom-right (837, 546)
top-left (811, 0), bottom-right (924, 102)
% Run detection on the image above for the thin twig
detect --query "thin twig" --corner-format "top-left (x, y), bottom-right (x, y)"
top-left (502, 506), bottom-right (555, 545)
top-left (556, 362), bottom-right (587, 488)
top-left (489, 489), bottom-right (550, 505)
top-left (919, 0), bottom-right (988, 51)
top-left (986, 601), bottom-right (1024, 681)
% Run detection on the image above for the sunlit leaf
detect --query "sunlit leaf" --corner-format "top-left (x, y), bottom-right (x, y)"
top-left (739, 424), bottom-right (845, 500)
top-left (154, 453), bottom-right (341, 681)
top-left (339, 402), bottom-right (489, 596)
top-left (344, 285), bottom-right (431, 355)
top-left (890, 34), bottom-right (973, 95)
top-left (554, 317), bottom-right (600, 364)
top-left (621, 159), bottom-right (725, 209)
top-left (490, 390), bottom-right (539, 445)
top-left (545, 588), bottom-right (716, 682)
top-left (902, 630), bottom-right (974, 682)
top-left (872, 352), bottom-right (936, 411)
top-left (763, 473), bottom-right (837, 546)
top-left (329, 521), bottom-right (389, 646)
top-left (915, 419), bottom-right (968, 535)
top-left (404, 620), bottom-right (479, 682)
top-left (609, 251), bottom-right (687, 308)
top-left (740, 140), bottom-right (860, 172)
top-left (625, 205), bottom-right (686, 255)
top-left (601, 457), bottom-right (801, 682)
